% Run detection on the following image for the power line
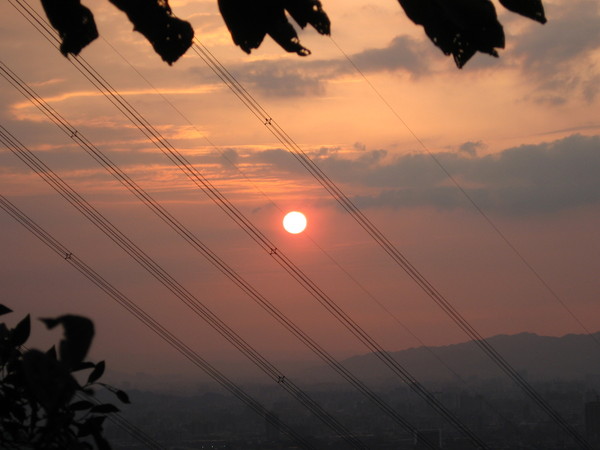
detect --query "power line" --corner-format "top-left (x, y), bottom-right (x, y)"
top-left (98, 32), bottom-right (520, 435)
top-left (189, 35), bottom-right (592, 450)
top-left (0, 122), bottom-right (369, 449)
top-left (5, 3), bottom-right (488, 446)
top-left (102, 0), bottom-right (598, 418)
top-left (0, 193), bottom-right (315, 450)
top-left (0, 60), bottom-right (441, 449)
top-left (7, 1), bottom-right (587, 447)
top-left (328, 35), bottom-right (600, 350)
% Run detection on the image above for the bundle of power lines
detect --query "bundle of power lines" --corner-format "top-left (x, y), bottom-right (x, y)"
top-left (2, 1), bottom-right (596, 449)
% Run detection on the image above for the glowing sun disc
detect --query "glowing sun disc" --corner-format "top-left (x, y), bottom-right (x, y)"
top-left (283, 211), bottom-right (307, 234)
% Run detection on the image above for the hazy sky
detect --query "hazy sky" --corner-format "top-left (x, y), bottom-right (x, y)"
top-left (1, 0), bottom-right (599, 384)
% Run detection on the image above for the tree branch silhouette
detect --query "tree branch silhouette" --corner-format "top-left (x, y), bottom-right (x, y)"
top-left (38, 0), bottom-right (546, 67)
top-left (0, 305), bottom-right (130, 450)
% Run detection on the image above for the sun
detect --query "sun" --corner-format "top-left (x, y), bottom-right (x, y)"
top-left (283, 211), bottom-right (307, 234)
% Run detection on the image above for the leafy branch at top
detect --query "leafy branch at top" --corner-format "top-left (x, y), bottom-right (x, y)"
top-left (38, 0), bottom-right (546, 68)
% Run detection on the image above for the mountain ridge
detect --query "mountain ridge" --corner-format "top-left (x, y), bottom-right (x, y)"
top-left (307, 331), bottom-right (600, 385)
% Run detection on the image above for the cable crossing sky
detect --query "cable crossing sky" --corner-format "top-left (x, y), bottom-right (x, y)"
top-left (0, 123), bottom-right (370, 449)
top-left (100, 30), bottom-right (521, 436)
top-left (191, 29), bottom-right (593, 450)
top-left (0, 193), bottom-right (315, 450)
top-left (0, 60), bottom-right (443, 449)
top-left (5, 1), bottom-right (593, 448)
top-left (4, 3), bottom-right (490, 446)
top-left (328, 36), bottom-right (600, 352)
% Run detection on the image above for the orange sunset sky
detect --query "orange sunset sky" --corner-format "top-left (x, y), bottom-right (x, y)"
top-left (1, 0), bottom-right (599, 383)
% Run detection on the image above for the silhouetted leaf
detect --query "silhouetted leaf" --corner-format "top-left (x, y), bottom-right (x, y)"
top-left (0, 304), bottom-right (12, 316)
top-left (40, 317), bottom-right (60, 329)
top-left (92, 431), bottom-right (112, 450)
top-left (70, 400), bottom-right (95, 411)
top-left (77, 416), bottom-right (106, 437)
top-left (98, 383), bottom-right (131, 404)
top-left (398, 0), bottom-right (505, 68)
top-left (73, 361), bottom-right (96, 372)
top-left (46, 345), bottom-right (57, 361)
top-left (109, 0), bottom-right (194, 65)
top-left (22, 349), bottom-right (77, 412)
top-left (284, 0), bottom-right (330, 35)
top-left (90, 403), bottom-right (119, 414)
top-left (115, 390), bottom-right (130, 404)
top-left (0, 322), bottom-right (9, 339)
top-left (87, 361), bottom-right (105, 384)
top-left (40, 0), bottom-right (99, 56)
top-left (41, 315), bottom-right (94, 368)
top-left (11, 314), bottom-right (30, 347)
top-left (499, 0), bottom-right (546, 23)
top-left (219, 0), bottom-right (330, 56)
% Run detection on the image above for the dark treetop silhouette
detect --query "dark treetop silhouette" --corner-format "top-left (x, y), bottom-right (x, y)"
top-left (39, 0), bottom-right (546, 67)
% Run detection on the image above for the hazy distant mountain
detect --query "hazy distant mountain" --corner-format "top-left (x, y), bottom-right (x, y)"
top-left (106, 332), bottom-right (600, 392)
top-left (306, 332), bottom-right (600, 386)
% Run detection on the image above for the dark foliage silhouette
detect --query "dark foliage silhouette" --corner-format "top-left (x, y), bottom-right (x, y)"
top-left (398, 0), bottom-right (546, 67)
top-left (108, 0), bottom-right (194, 65)
top-left (40, 0), bottom-right (99, 57)
top-left (40, 0), bottom-right (193, 65)
top-left (0, 305), bottom-right (129, 449)
top-left (498, 0), bottom-right (547, 24)
top-left (398, 0), bottom-right (505, 68)
top-left (38, 0), bottom-right (546, 67)
top-left (218, 0), bottom-right (331, 56)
